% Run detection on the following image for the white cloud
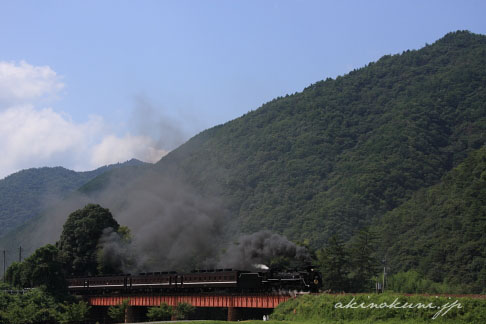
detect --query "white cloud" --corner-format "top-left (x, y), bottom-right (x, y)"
top-left (0, 105), bottom-right (167, 179)
top-left (0, 61), bottom-right (64, 107)
top-left (91, 134), bottom-right (167, 166)
top-left (0, 61), bottom-right (168, 179)
top-left (0, 106), bottom-right (97, 176)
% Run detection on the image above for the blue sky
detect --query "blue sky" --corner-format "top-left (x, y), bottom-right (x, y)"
top-left (0, 0), bottom-right (485, 178)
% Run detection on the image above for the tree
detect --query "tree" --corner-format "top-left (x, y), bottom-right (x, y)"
top-left (58, 204), bottom-right (120, 275)
top-left (0, 288), bottom-right (61, 324)
top-left (4, 262), bottom-right (22, 288)
top-left (316, 235), bottom-right (350, 292)
top-left (28, 245), bottom-right (66, 294)
top-left (147, 303), bottom-right (173, 321)
top-left (348, 228), bottom-right (380, 292)
top-left (59, 301), bottom-right (91, 324)
top-left (4, 244), bottom-right (66, 296)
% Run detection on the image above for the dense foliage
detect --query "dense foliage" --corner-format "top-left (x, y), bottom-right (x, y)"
top-left (5, 204), bottom-right (124, 291)
top-left (377, 146), bottom-right (486, 293)
top-left (58, 301), bottom-right (91, 324)
top-left (173, 302), bottom-right (196, 320)
top-left (0, 289), bottom-right (60, 324)
top-left (387, 270), bottom-right (458, 294)
top-left (147, 302), bottom-right (173, 321)
top-left (5, 244), bottom-right (66, 296)
top-left (1, 203), bottom-right (122, 323)
top-left (316, 229), bottom-right (380, 292)
top-left (58, 204), bottom-right (120, 276)
top-left (153, 31), bottom-right (486, 248)
top-left (0, 288), bottom-right (89, 324)
top-left (108, 299), bottom-right (130, 322)
top-left (316, 148), bottom-right (486, 293)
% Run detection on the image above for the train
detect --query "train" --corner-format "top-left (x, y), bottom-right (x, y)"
top-left (67, 267), bottom-right (322, 294)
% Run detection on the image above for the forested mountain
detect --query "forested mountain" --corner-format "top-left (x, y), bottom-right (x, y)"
top-left (1, 31), bottom-right (485, 290)
top-left (53, 30), bottom-right (486, 248)
top-left (155, 30), bottom-right (486, 246)
top-left (378, 146), bottom-right (486, 292)
top-left (0, 159), bottom-right (146, 237)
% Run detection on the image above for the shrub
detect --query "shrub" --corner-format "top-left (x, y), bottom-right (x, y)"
top-left (108, 299), bottom-right (129, 322)
top-left (174, 302), bottom-right (195, 320)
top-left (147, 303), bottom-right (173, 321)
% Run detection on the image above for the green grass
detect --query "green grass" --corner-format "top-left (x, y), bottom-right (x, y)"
top-left (271, 293), bottom-right (486, 324)
top-left (154, 320), bottom-right (474, 324)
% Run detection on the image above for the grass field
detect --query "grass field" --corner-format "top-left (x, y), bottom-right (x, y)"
top-left (269, 293), bottom-right (486, 324)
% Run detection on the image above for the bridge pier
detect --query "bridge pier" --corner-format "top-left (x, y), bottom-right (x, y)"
top-left (88, 306), bottom-right (109, 324)
top-left (125, 306), bottom-right (147, 323)
top-left (227, 307), bottom-right (240, 321)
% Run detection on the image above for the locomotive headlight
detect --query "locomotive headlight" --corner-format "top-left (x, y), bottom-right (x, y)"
top-left (313, 278), bottom-right (319, 285)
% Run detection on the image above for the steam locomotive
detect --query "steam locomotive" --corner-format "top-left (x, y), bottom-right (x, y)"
top-left (67, 267), bottom-right (322, 294)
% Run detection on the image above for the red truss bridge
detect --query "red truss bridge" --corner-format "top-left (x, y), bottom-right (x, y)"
top-left (86, 293), bottom-right (293, 322)
top-left (88, 293), bottom-right (292, 308)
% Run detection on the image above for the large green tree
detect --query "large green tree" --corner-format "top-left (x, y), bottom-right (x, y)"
top-left (348, 228), bottom-right (380, 292)
top-left (316, 235), bottom-right (350, 292)
top-left (57, 204), bottom-right (120, 275)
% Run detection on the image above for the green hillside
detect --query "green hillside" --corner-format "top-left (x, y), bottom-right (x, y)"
top-left (0, 159), bottom-right (146, 237)
top-left (378, 146), bottom-right (486, 293)
top-left (2, 31), bottom-right (485, 288)
top-left (156, 30), bottom-right (486, 246)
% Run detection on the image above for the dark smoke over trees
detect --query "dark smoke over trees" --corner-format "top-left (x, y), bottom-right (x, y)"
top-left (107, 170), bottom-right (226, 272)
top-left (21, 168), bottom-right (314, 274)
top-left (96, 229), bottom-right (312, 273)
top-left (97, 226), bottom-right (137, 274)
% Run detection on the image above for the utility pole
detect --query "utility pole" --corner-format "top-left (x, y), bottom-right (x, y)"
top-left (2, 250), bottom-right (5, 282)
top-left (382, 255), bottom-right (387, 293)
top-left (19, 246), bottom-right (22, 262)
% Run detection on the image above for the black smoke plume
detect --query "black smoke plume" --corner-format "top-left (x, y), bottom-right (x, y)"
top-left (95, 169), bottom-right (225, 272)
top-left (217, 230), bottom-right (310, 270)
top-left (97, 227), bottom-right (142, 274)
